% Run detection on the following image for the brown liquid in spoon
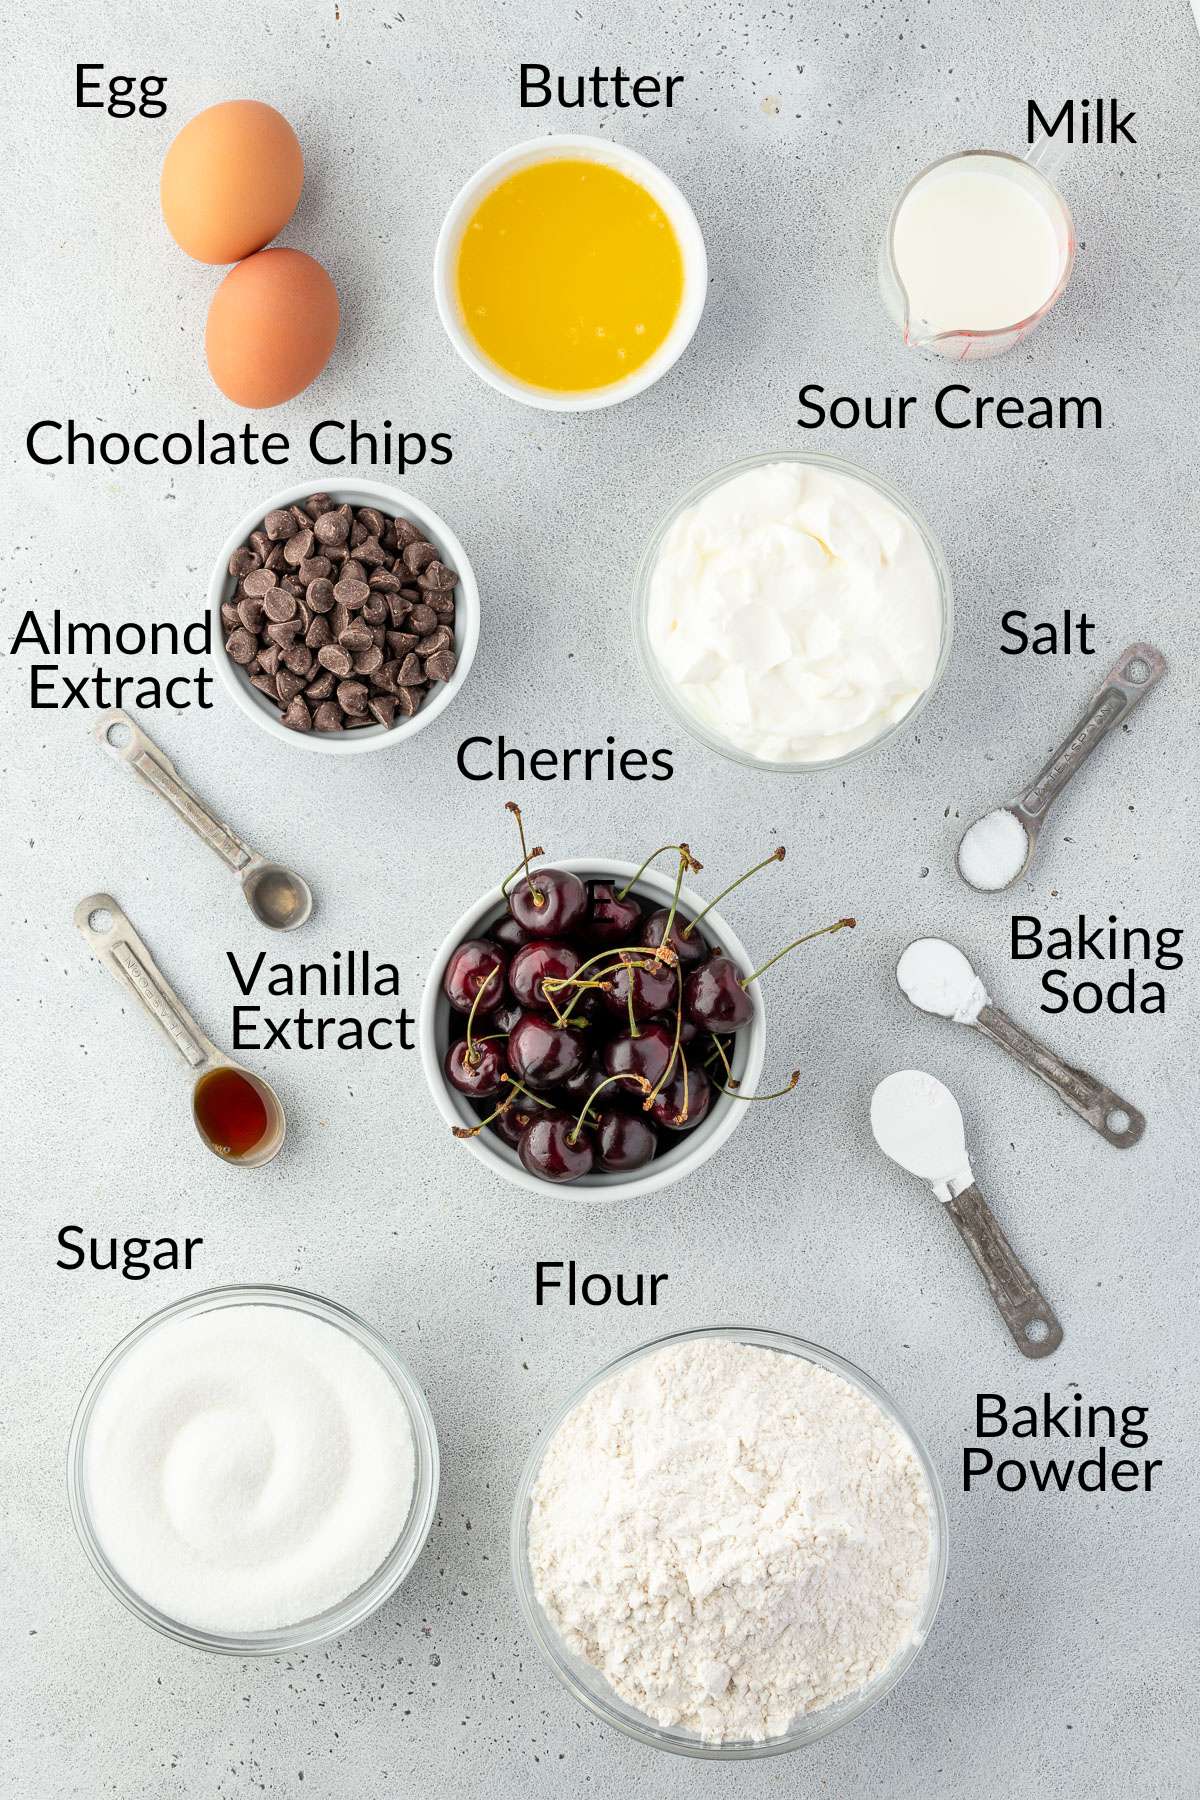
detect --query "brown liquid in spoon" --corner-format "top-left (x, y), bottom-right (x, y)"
top-left (193, 1067), bottom-right (269, 1159)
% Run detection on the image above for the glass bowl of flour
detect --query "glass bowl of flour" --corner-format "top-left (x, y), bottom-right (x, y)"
top-left (68, 1285), bottom-right (440, 1653)
top-left (634, 452), bottom-right (953, 773)
top-left (512, 1325), bottom-right (947, 1757)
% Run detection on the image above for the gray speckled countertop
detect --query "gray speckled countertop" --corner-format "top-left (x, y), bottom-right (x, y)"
top-left (2, 2), bottom-right (1198, 1795)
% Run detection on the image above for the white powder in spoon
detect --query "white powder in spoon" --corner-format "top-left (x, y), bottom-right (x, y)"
top-left (958, 808), bottom-right (1029, 890)
top-left (528, 1338), bottom-right (933, 1744)
top-left (897, 936), bottom-right (989, 1023)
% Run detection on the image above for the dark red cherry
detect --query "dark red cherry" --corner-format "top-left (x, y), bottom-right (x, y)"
top-left (492, 1098), bottom-right (552, 1148)
top-left (444, 1039), bottom-right (505, 1098)
top-left (557, 1055), bottom-right (605, 1105)
top-left (490, 913), bottom-right (532, 953)
top-left (519, 1115), bottom-right (594, 1182)
top-left (599, 957), bottom-right (675, 1022)
top-left (603, 1021), bottom-right (675, 1091)
top-left (509, 940), bottom-right (582, 1011)
top-left (510, 866), bottom-right (588, 936)
top-left (507, 1012), bottom-right (587, 1090)
top-left (588, 879), bottom-right (643, 944)
top-left (596, 1109), bottom-right (657, 1172)
top-left (684, 956), bottom-right (753, 1031)
top-left (649, 1062), bottom-right (712, 1131)
top-left (491, 998), bottom-right (523, 1036)
top-left (640, 908), bottom-right (708, 968)
top-left (443, 939), bottom-right (506, 1014)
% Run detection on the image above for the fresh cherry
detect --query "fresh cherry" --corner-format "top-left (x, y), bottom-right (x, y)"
top-left (603, 1021), bottom-right (675, 1091)
top-left (599, 957), bottom-right (675, 1021)
top-left (596, 1109), bottom-right (657, 1172)
top-left (649, 1062), bottom-right (712, 1131)
top-left (491, 997), bottom-right (523, 1036)
top-left (640, 908), bottom-right (708, 968)
top-left (509, 865), bottom-right (588, 936)
top-left (685, 956), bottom-right (753, 1031)
top-left (443, 939), bottom-right (506, 1014)
top-left (519, 1115), bottom-right (595, 1182)
top-left (493, 1097), bottom-right (549, 1148)
top-left (558, 1055), bottom-right (606, 1104)
top-left (509, 940), bottom-right (582, 1012)
top-left (490, 913), bottom-right (532, 954)
top-left (588, 879), bottom-right (643, 944)
top-left (444, 1039), bottom-right (504, 1099)
top-left (507, 1012), bottom-right (587, 1090)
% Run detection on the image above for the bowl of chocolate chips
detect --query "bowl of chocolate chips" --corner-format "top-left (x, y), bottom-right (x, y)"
top-left (210, 480), bottom-right (479, 753)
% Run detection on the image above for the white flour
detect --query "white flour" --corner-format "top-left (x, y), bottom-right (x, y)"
top-left (528, 1338), bottom-right (932, 1743)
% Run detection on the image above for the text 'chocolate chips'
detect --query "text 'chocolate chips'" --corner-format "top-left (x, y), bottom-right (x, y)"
top-left (224, 496), bottom-right (460, 733)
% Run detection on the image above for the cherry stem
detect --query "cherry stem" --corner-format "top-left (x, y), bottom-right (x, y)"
top-left (705, 1033), bottom-right (738, 1088)
top-left (452, 1096), bottom-right (512, 1138)
top-left (740, 917), bottom-right (857, 989)
top-left (544, 946), bottom-right (658, 1027)
top-left (500, 1074), bottom-right (554, 1110)
top-left (500, 847), bottom-right (544, 899)
top-left (673, 1054), bottom-right (691, 1126)
top-left (683, 847), bottom-right (787, 939)
top-left (615, 841), bottom-right (702, 901)
top-left (504, 801), bottom-right (545, 907)
top-left (711, 1070), bottom-right (802, 1103)
top-left (646, 967), bottom-right (685, 1109)
top-left (626, 979), bottom-right (638, 1040)
top-left (568, 1071), bottom-right (650, 1144)
top-left (463, 966), bottom-right (497, 1064)
top-left (650, 846), bottom-right (693, 962)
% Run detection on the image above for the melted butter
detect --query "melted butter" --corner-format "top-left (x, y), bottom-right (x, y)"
top-left (456, 157), bottom-right (684, 393)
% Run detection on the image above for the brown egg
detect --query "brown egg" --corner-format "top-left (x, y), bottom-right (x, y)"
top-left (161, 100), bottom-right (303, 264)
top-left (205, 249), bottom-right (339, 408)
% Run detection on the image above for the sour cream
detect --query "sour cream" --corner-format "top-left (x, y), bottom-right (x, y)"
top-left (644, 460), bottom-right (944, 765)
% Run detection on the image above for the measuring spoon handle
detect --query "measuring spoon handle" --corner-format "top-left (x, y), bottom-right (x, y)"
top-left (1012, 642), bottom-right (1166, 829)
top-left (94, 709), bottom-right (254, 874)
top-left (74, 894), bottom-right (223, 1071)
top-left (945, 1181), bottom-right (1063, 1357)
top-left (974, 1003), bottom-right (1145, 1147)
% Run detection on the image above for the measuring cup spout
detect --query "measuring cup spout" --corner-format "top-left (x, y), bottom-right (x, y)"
top-left (1022, 129), bottom-right (1072, 188)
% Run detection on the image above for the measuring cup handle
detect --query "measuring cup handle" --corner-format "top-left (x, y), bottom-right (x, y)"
top-left (1012, 642), bottom-right (1167, 828)
top-left (975, 1004), bottom-right (1145, 1148)
top-left (74, 893), bottom-right (222, 1071)
top-left (945, 1181), bottom-right (1063, 1357)
top-left (1023, 129), bottom-right (1072, 186)
top-left (94, 709), bottom-right (253, 874)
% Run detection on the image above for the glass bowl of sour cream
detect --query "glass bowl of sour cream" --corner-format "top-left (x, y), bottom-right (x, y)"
top-left (633, 452), bottom-right (953, 773)
top-left (67, 1285), bottom-right (439, 1653)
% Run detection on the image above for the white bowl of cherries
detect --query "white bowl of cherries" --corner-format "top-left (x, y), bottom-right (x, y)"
top-left (419, 807), bottom-right (855, 1202)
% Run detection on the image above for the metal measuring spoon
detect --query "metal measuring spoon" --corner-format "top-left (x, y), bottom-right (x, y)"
top-left (871, 1070), bottom-right (1063, 1357)
top-left (74, 894), bottom-right (286, 1168)
top-left (957, 643), bottom-right (1167, 890)
top-left (896, 937), bottom-right (1146, 1148)
top-left (94, 710), bottom-right (313, 930)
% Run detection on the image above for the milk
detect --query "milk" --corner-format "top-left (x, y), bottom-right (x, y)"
top-left (892, 158), bottom-right (1066, 335)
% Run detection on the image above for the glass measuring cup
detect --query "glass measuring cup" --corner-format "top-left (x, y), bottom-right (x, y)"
top-left (879, 135), bottom-right (1075, 359)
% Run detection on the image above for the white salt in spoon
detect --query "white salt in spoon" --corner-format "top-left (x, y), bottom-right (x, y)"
top-left (957, 642), bottom-right (1166, 891)
top-left (871, 1069), bottom-right (1063, 1357)
top-left (896, 936), bottom-right (1145, 1148)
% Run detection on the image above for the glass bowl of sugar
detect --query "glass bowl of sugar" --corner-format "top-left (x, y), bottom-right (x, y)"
top-left (511, 1325), bottom-right (948, 1758)
top-left (67, 1284), bottom-right (440, 1653)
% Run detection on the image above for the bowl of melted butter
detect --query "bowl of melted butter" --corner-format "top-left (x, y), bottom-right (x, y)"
top-left (434, 135), bottom-right (706, 411)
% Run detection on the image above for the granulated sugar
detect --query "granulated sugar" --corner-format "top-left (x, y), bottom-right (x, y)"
top-left (528, 1337), bottom-right (933, 1744)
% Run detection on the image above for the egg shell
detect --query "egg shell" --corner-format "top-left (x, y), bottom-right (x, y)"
top-left (161, 100), bottom-right (303, 264)
top-left (205, 249), bottom-right (339, 409)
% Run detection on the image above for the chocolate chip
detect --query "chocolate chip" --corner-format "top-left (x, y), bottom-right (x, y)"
top-left (429, 594), bottom-right (455, 619)
top-left (276, 668), bottom-right (304, 705)
top-left (282, 697), bottom-right (313, 732)
top-left (265, 508), bottom-right (295, 541)
top-left (313, 504), bottom-right (352, 546)
top-left (417, 559), bottom-right (458, 594)
top-left (304, 492), bottom-right (333, 519)
top-left (314, 701), bottom-right (344, 731)
top-left (417, 626), bottom-right (453, 657)
top-left (387, 596), bottom-right (412, 629)
top-left (299, 556), bottom-right (332, 585)
top-left (334, 578), bottom-right (370, 610)
top-left (341, 559), bottom-right (367, 586)
top-left (339, 622), bottom-right (372, 653)
top-left (395, 653), bottom-right (424, 685)
top-left (225, 628), bottom-right (257, 665)
top-left (263, 589), bottom-right (298, 623)
top-left (283, 643), bottom-right (314, 678)
top-left (265, 618), bottom-right (302, 646)
top-left (249, 530), bottom-right (272, 562)
top-left (386, 630), bottom-right (418, 655)
top-left (305, 614), bottom-right (332, 649)
top-left (318, 644), bottom-right (353, 677)
top-left (228, 547), bottom-right (260, 578)
top-left (242, 568), bottom-right (278, 597)
top-left (402, 540), bottom-right (438, 575)
top-left (408, 603), bottom-right (438, 634)
top-left (391, 516), bottom-right (423, 547)
top-left (250, 672), bottom-right (279, 703)
top-left (220, 601), bottom-right (241, 632)
top-left (306, 577), bottom-right (335, 613)
top-left (306, 668), bottom-right (336, 700)
top-left (353, 644), bottom-right (383, 676)
top-left (284, 528), bottom-right (315, 566)
top-left (359, 507), bottom-right (386, 537)
top-left (337, 679), bottom-right (369, 714)
top-left (395, 684), bottom-right (423, 715)
top-left (264, 545), bottom-right (286, 572)
top-left (259, 643), bottom-right (281, 676)
top-left (424, 649), bottom-right (457, 683)
top-left (236, 597), bottom-right (265, 634)
top-left (368, 696), bottom-right (396, 728)
top-left (356, 535), bottom-right (388, 567)
top-left (368, 567), bottom-right (402, 592)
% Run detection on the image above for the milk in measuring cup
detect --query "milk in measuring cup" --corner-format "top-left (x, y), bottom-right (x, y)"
top-left (891, 156), bottom-right (1067, 336)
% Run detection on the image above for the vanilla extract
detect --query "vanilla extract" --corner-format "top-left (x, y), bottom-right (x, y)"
top-left (226, 950), bottom-right (415, 1051)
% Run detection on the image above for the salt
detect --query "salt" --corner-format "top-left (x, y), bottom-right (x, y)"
top-left (958, 807), bottom-right (1029, 891)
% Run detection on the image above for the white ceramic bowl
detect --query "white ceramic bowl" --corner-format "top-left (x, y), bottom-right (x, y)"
top-left (433, 134), bottom-right (707, 412)
top-left (419, 857), bottom-right (766, 1201)
top-left (209, 479), bottom-right (480, 756)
